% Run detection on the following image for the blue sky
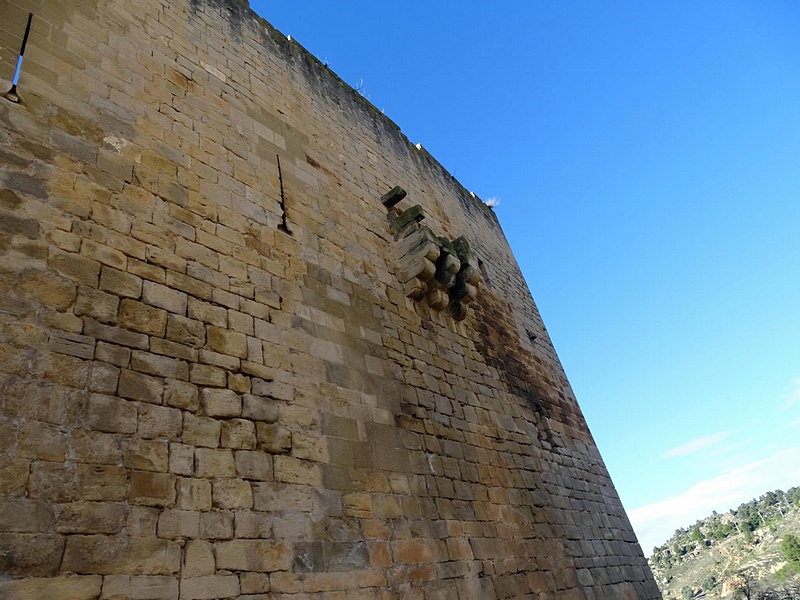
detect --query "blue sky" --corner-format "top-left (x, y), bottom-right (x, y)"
top-left (250, 1), bottom-right (800, 553)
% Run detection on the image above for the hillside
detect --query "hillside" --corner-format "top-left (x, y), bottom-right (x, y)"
top-left (649, 487), bottom-right (800, 599)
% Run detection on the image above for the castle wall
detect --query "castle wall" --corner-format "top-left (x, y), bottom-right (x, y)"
top-left (0, 0), bottom-right (660, 597)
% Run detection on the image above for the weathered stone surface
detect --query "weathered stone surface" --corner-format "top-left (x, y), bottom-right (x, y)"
top-left (55, 501), bottom-right (126, 534)
top-left (221, 418), bottom-right (256, 449)
top-left (84, 393), bottom-right (137, 434)
top-left (61, 534), bottom-right (181, 575)
top-left (74, 286), bottom-right (120, 323)
top-left (129, 471), bottom-right (177, 507)
top-left (234, 450), bottom-right (273, 481)
top-left (201, 387), bottom-right (241, 418)
top-left (179, 575), bottom-right (239, 600)
top-left (139, 404), bottom-right (183, 440)
top-left (0, 533), bottom-right (65, 576)
top-left (118, 369), bottom-right (163, 404)
top-left (206, 325), bottom-right (248, 358)
top-left (100, 575), bottom-right (179, 600)
top-left (215, 539), bottom-right (293, 573)
top-left (0, 575), bottom-right (102, 600)
top-left (194, 448), bottom-right (236, 478)
top-left (164, 378), bottom-right (200, 412)
top-left (255, 423), bottom-right (292, 454)
top-left (182, 539), bottom-right (215, 578)
top-left (118, 299), bottom-right (167, 337)
top-left (242, 394), bottom-right (279, 423)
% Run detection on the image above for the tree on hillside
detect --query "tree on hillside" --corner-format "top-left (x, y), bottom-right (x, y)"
top-left (782, 534), bottom-right (800, 573)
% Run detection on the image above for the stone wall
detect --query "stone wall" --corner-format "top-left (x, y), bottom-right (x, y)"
top-left (0, 0), bottom-right (661, 598)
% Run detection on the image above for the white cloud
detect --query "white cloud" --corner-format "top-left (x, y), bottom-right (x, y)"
top-left (782, 377), bottom-right (800, 409)
top-left (660, 431), bottom-right (731, 459)
top-left (628, 448), bottom-right (800, 554)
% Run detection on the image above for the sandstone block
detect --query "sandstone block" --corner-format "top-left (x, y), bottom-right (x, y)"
top-left (150, 338), bottom-right (198, 362)
top-left (392, 539), bottom-right (441, 565)
top-left (118, 299), bottom-right (167, 336)
top-left (189, 363), bottom-right (227, 387)
top-left (195, 448), bottom-right (236, 478)
top-left (182, 414), bottom-right (220, 448)
top-left (166, 271), bottom-right (213, 300)
top-left (199, 511), bottom-right (233, 540)
top-left (131, 350), bottom-right (189, 381)
top-left (188, 297), bottom-right (226, 326)
top-left (0, 533), bottom-right (64, 576)
top-left (240, 360), bottom-right (273, 379)
top-left (211, 288), bottom-right (239, 310)
top-left (234, 450), bottom-right (273, 481)
top-left (212, 478), bottom-right (253, 509)
top-left (100, 266), bottom-right (143, 299)
top-left (129, 471), bottom-right (176, 507)
top-left (240, 572), bottom-right (271, 594)
top-left (183, 539), bottom-right (215, 578)
top-left (167, 314), bottom-right (206, 348)
top-left (19, 269), bottom-right (76, 311)
top-left (177, 478), bottom-right (213, 511)
top-left (89, 362), bottom-right (121, 394)
top-left (118, 369), bottom-right (163, 404)
top-left (214, 539), bottom-right (292, 573)
top-left (221, 419), bottom-right (256, 449)
top-left (179, 575), bottom-right (239, 600)
top-left (234, 510), bottom-right (273, 539)
top-left (84, 319), bottom-right (149, 350)
top-left (201, 387), bottom-right (241, 418)
top-left (242, 394), bottom-right (278, 423)
top-left (228, 309), bottom-right (254, 335)
top-left (169, 443), bottom-right (194, 475)
top-left (0, 498), bottom-right (54, 532)
top-left (228, 372), bottom-right (251, 393)
top-left (157, 509), bottom-right (200, 539)
top-left (48, 329), bottom-right (95, 359)
top-left (274, 456), bottom-right (321, 486)
top-left (49, 250), bottom-right (101, 286)
top-left (55, 501), bottom-right (126, 534)
top-left (126, 506), bottom-right (160, 537)
top-left (147, 247), bottom-right (186, 272)
top-left (142, 280), bottom-right (187, 315)
top-left (84, 393), bottom-right (137, 434)
top-left (256, 422), bottom-right (291, 454)
top-left (81, 239), bottom-right (127, 271)
top-left (127, 259), bottom-right (165, 283)
top-left (61, 534), bottom-right (180, 575)
top-left (0, 575), bottom-right (102, 600)
top-left (74, 285), bottom-right (120, 323)
top-left (139, 404), bottom-right (183, 440)
top-left (269, 572), bottom-right (301, 594)
top-left (76, 464), bottom-right (127, 502)
top-left (206, 325), bottom-right (247, 358)
top-left (122, 438), bottom-right (169, 472)
top-left (19, 421), bottom-right (68, 461)
top-left (164, 378), bottom-right (199, 411)
top-left (100, 575), bottom-right (179, 600)
top-left (198, 349), bottom-right (240, 371)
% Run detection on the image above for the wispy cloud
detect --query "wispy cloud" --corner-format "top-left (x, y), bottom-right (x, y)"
top-left (629, 448), bottom-right (800, 553)
top-left (661, 431), bottom-right (731, 459)
top-left (781, 377), bottom-right (800, 410)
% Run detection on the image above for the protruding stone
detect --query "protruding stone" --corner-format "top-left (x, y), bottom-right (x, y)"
top-left (380, 186), bottom-right (406, 208)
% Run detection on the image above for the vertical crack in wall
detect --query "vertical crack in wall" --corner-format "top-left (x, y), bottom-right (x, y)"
top-left (276, 154), bottom-right (291, 234)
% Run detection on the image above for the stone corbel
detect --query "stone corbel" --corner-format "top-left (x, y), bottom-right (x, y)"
top-left (380, 186), bottom-right (482, 321)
